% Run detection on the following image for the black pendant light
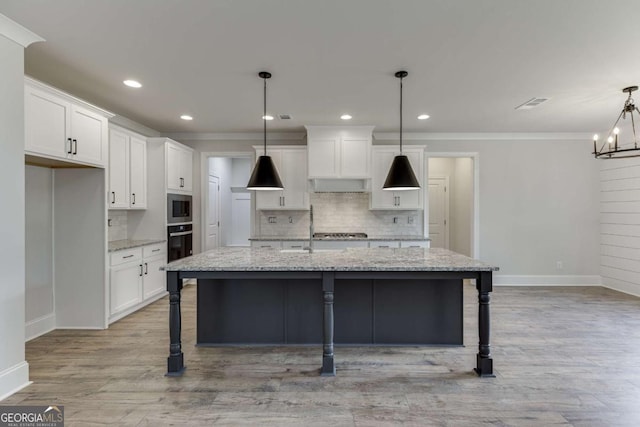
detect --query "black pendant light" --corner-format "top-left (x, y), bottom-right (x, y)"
top-left (247, 71), bottom-right (284, 190)
top-left (383, 71), bottom-right (421, 191)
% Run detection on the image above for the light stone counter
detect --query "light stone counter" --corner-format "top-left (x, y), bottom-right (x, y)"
top-left (250, 235), bottom-right (430, 241)
top-left (108, 239), bottom-right (166, 252)
top-left (163, 247), bottom-right (497, 272)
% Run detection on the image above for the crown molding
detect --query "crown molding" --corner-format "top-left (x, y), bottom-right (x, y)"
top-left (0, 14), bottom-right (44, 47)
top-left (373, 132), bottom-right (593, 141)
top-left (165, 132), bottom-right (306, 141)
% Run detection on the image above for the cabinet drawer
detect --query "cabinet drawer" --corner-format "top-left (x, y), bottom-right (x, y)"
top-left (282, 241), bottom-right (307, 249)
top-left (369, 241), bottom-right (401, 248)
top-left (251, 241), bottom-right (282, 249)
top-left (110, 248), bottom-right (143, 266)
top-left (400, 241), bottom-right (430, 248)
top-left (143, 243), bottom-right (166, 258)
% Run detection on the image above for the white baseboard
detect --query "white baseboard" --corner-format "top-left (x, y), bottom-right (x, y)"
top-left (601, 278), bottom-right (640, 298)
top-left (25, 313), bottom-right (55, 342)
top-left (0, 361), bottom-right (31, 401)
top-left (494, 275), bottom-right (602, 286)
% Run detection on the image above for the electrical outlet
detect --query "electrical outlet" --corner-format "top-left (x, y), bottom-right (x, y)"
top-left (556, 261), bottom-right (563, 270)
top-left (393, 217), bottom-right (398, 224)
top-left (408, 216), bottom-right (414, 224)
top-left (268, 216), bottom-right (277, 224)
top-left (288, 216), bottom-right (293, 224)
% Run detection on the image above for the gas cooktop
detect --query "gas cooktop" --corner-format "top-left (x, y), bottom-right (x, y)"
top-left (313, 232), bottom-right (368, 239)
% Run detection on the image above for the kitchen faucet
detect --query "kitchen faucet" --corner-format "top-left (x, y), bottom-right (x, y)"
top-left (308, 204), bottom-right (314, 253)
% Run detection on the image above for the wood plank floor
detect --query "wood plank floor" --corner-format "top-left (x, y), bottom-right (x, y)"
top-left (4, 284), bottom-right (640, 426)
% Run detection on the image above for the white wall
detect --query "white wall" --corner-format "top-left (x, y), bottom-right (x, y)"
top-left (600, 157), bottom-right (640, 296)
top-left (231, 157), bottom-right (251, 187)
top-left (25, 166), bottom-right (55, 339)
top-left (412, 138), bottom-right (601, 279)
top-left (452, 158), bottom-right (473, 256)
top-left (0, 30), bottom-right (30, 400)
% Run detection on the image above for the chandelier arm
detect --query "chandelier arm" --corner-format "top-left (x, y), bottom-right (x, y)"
top-left (600, 109), bottom-right (625, 154)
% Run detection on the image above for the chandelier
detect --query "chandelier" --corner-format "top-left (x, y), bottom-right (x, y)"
top-left (593, 86), bottom-right (640, 159)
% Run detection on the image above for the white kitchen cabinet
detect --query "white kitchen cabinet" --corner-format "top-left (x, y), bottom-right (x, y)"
top-left (282, 240), bottom-right (308, 249)
top-left (370, 146), bottom-right (425, 210)
top-left (253, 146), bottom-right (309, 210)
top-left (109, 243), bottom-right (167, 323)
top-left (313, 240), bottom-right (368, 250)
top-left (167, 141), bottom-right (193, 193)
top-left (25, 78), bottom-right (111, 167)
top-left (108, 126), bottom-right (147, 209)
top-left (305, 126), bottom-right (373, 179)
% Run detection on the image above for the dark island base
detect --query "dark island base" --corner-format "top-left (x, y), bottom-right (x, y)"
top-left (197, 278), bottom-right (463, 346)
top-left (167, 270), bottom-right (494, 378)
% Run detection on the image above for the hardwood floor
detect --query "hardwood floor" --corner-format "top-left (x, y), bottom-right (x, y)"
top-left (5, 284), bottom-right (640, 426)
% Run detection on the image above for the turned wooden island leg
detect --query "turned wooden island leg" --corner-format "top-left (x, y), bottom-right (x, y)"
top-left (166, 271), bottom-right (186, 376)
top-left (475, 271), bottom-right (495, 377)
top-left (321, 272), bottom-right (336, 376)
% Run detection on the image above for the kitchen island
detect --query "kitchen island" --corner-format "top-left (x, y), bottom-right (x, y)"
top-left (162, 247), bottom-right (498, 377)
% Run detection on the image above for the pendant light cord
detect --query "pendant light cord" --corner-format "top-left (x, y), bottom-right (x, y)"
top-left (263, 76), bottom-right (267, 155)
top-left (399, 75), bottom-right (403, 155)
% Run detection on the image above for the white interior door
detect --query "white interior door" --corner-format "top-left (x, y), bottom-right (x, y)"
top-left (230, 192), bottom-right (251, 246)
top-left (207, 175), bottom-right (220, 250)
top-left (428, 177), bottom-right (449, 249)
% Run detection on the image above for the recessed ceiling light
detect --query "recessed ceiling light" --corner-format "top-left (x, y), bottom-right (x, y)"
top-left (123, 79), bottom-right (142, 88)
top-left (341, 114), bottom-right (352, 120)
top-left (417, 114), bottom-right (430, 120)
top-left (180, 115), bottom-right (193, 121)
top-left (262, 115), bottom-right (274, 121)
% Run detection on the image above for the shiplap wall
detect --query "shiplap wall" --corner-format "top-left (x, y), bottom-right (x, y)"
top-left (600, 157), bottom-right (640, 296)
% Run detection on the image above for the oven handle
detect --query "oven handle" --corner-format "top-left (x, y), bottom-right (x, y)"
top-left (169, 231), bottom-right (193, 237)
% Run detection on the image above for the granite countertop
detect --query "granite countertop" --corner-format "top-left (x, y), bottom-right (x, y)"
top-left (108, 239), bottom-right (166, 252)
top-left (163, 247), bottom-right (498, 272)
top-left (250, 236), bottom-right (430, 241)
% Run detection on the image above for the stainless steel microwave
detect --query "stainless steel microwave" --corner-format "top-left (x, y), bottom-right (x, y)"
top-left (167, 193), bottom-right (192, 224)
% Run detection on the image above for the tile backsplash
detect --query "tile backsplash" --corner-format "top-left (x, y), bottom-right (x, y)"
top-left (257, 192), bottom-right (423, 237)
top-left (108, 211), bottom-right (127, 241)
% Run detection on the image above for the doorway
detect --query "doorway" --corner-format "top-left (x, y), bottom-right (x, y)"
top-left (203, 155), bottom-right (253, 250)
top-left (427, 155), bottom-right (477, 257)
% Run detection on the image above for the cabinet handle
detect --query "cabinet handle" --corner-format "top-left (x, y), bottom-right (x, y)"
top-left (282, 196), bottom-right (285, 206)
top-left (290, 245), bottom-right (302, 248)
top-left (152, 248), bottom-right (161, 252)
top-left (144, 262), bottom-right (148, 275)
top-left (67, 138), bottom-right (72, 154)
top-left (139, 264), bottom-right (143, 276)
top-left (180, 177), bottom-right (184, 188)
top-left (122, 254), bottom-right (134, 259)
top-left (111, 192), bottom-right (115, 204)
top-left (379, 245), bottom-right (389, 248)
top-left (132, 193), bottom-right (136, 205)
top-left (72, 139), bottom-right (77, 155)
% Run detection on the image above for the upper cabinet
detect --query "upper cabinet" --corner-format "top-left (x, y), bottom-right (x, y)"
top-left (370, 145), bottom-right (425, 210)
top-left (305, 126), bottom-right (374, 179)
top-left (25, 77), bottom-right (112, 167)
top-left (108, 125), bottom-right (147, 210)
top-left (166, 141), bottom-right (193, 193)
top-left (253, 146), bottom-right (309, 210)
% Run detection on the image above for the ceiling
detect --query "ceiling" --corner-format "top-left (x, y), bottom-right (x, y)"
top-left (2, 0), bottom-right (640, 135)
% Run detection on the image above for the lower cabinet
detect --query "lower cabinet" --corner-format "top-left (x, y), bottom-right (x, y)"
top-left (109, 243), bottom-right (167, 323)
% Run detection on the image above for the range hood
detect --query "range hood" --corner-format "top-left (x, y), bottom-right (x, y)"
top-left (309, 178), bottom-right (370, 193)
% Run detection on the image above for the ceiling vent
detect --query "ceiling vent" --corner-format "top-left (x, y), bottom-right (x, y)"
top-left (279, 114), bottom-right (292, 120)
top-left (515, 97), bottom-right (550, 110)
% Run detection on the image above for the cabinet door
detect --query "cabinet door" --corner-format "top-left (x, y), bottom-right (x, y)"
top-left (25, 85), bottom-right (71, 159)
top-left (167, 143), bottom-right (183, 191)
top-left (70, 104), bottom-right (107, 166)
top-left (129, 136), bottom-right (147, 209)
top-left (370, 150), bottom-right (397, 209)
top-left (108, 129), bottom-right (129, 209)
top-left (110, 263), bottom-right (142, 315)
top-left (308, 137), bottom-right (339, 178)
top-left (179, 148), bottom-right (193, 192)
top-left (143, 255), bottom-right (166, 299)
top-left (341, 137), bottom-right (370, 178)
top-left (281, 149), bottom-right (308, 209)
top-left (255, 150), bottom-right (284, 209)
